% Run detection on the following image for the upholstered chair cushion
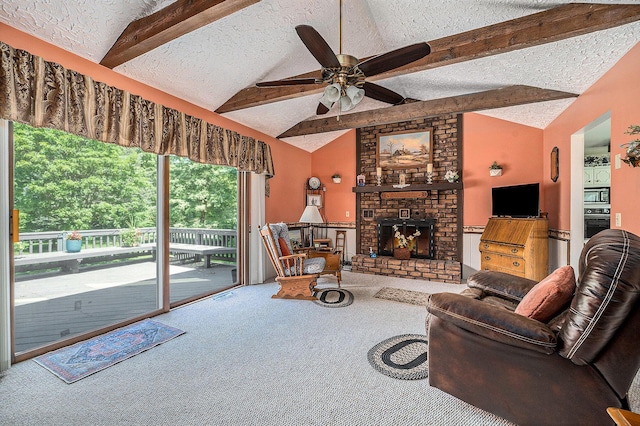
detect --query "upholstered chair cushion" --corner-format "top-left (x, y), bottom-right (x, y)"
top-left (515, 265), bottom-right (576, 322)
top-left (283, 257), bottom-right (325, 276)
top-left (267, 223), bottom-right (293, 256)
top-left (301, 257), bottom-right (325, 274)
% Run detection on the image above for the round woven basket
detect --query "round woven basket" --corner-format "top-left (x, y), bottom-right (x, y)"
top-left (393, 247), bottom-right (411, 260)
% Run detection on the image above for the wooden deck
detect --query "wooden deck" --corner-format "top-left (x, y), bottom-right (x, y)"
top-left (167, 243), bottom-right (236, 268)
top-left (13, 260), bottom-right (236, 353)
top-left (15, 243), bottom-right (236, 274)
top-left (15, 245), bottom-right (155, 273)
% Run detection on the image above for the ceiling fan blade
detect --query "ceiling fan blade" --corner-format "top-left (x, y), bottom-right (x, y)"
top-left (362, 82), bottom-right (406, 105)
top-left (256, 78), bottom-right (320, 87)
top-left (358, 42), bottom-right (431, 77)
top-left (316, 102), bottom-right (330, 115)
top-left (295, 25), bottom-right (341, 68)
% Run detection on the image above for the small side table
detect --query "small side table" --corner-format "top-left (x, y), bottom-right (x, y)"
top-left (294, 246), bottom-right (342, 286)
top-left (308, 250), bottom-right (341, 286)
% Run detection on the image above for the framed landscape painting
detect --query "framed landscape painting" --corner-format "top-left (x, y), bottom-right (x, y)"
top-left (377, 129), bottom-right (433, 169)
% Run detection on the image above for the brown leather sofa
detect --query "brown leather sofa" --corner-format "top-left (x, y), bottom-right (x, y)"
top-left (427, 229), bottom-right (640, 426)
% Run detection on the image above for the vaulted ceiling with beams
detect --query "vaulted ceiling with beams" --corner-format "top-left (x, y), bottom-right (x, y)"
top-left (1, 1), bottom-right (640, 152)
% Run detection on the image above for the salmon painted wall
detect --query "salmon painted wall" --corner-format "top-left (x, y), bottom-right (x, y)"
top-left (0, 23), bottom-right (311, 223)
top-left (266, 142), bottom-right (311, 222)
top-left (462, 114), bottom-right (544, 226)
top-left (543, 41), bottom-right (640, 235)
top-left (310, 130), bottom-right (357, 223)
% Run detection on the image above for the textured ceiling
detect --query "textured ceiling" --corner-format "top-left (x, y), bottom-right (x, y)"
top-left (1, 0), bottom-right (639, 152)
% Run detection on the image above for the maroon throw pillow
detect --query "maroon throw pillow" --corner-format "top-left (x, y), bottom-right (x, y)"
top-left (515, 265), bottom-right (576, 322)
top-left (278, 237), bottom-right (291, 256)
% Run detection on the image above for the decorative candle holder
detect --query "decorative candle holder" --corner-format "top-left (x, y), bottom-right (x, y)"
top-left (376, 175), bottom-right (382, 186)
top-left (427, 171), bottom-right (433, 184)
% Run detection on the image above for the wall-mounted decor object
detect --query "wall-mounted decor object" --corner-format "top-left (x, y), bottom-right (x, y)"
top-left (331, 173), bottom-right (341, 183)
top-left (307, 194), bottom-right (322, 207)
top-left (489, 161), bottom-right (503, 177)
top-left (362, 209), bottom-right (374, 220)
top-left (308, 176), bottom-right (321, 189)
top-left (550, 147), bottom-right (559, 182)
top-left (356, 174), bottom-right (366, 186)
top-left (377, 129), bottom-right (433, 169)
top-left (399, 209), bottom-right (410, 219)
top-left (305, 177), bottom-right (325, 217)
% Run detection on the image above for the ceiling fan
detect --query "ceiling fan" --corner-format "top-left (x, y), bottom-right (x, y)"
top-left (255, 5), bottom-right (431, 115)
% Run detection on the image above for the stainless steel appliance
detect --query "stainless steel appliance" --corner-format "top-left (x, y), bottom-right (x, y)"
top-left (584, 207), bottom-right (610, 238)
top-left (584, 187), bottom-right (610, 204)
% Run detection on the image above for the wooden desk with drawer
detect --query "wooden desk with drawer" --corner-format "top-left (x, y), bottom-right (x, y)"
top-left (479, 217), bottom-right (548, 281)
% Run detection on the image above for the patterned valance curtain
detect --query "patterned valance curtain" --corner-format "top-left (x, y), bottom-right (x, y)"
top-left (0, 41), bottom-right (274, 177)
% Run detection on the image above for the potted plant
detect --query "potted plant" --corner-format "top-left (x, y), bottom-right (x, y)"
top-left (489, 161), bottom-right (503, 176)
top-left (622, 125), bottom-right (640, 167)
top-left (444, 170), bottom-right (460, 183)
top-left (332, 173), bottom-right (342, 184)
top-left (65, 230), bottom-right (82, 253)
top-left (121, 227), bottom-right (142, 247)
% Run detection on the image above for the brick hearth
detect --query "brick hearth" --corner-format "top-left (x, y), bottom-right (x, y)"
top-left (351, 255), bottom-right (462, 284)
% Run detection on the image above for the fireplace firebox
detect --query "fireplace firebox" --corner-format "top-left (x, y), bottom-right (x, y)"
top-left (377, 218), bottom-right (435, 259)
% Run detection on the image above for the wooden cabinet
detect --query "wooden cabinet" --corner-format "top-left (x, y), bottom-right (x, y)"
top-left (479, 217), bottom-right (549, 281)
top-left (584, 166), bottom-right (611, 187)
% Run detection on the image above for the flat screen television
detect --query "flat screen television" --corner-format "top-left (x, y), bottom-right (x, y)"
top-left (492, 183), bottom-right (540, 218)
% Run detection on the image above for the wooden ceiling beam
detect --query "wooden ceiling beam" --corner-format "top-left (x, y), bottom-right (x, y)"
top-left (216, 3), bottom-right (640, 114)
top-left (277, 85), bottom-right (577, 138)
top-left (100, 0), bottom-right (260, 69)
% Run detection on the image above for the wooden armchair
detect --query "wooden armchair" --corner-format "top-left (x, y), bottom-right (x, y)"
top-left (259, 223), bottom-right (326, 300)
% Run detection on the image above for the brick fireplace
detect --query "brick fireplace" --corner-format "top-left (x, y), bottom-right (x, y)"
top-left (351, 114), bottom-right (463, 284)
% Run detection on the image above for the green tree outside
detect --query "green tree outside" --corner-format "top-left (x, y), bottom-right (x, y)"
top-left (13, 123), bottom-right (237, 232)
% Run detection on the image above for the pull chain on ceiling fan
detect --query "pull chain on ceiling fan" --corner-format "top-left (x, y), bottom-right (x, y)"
top-left (256, 0), bottom-right (431, 116)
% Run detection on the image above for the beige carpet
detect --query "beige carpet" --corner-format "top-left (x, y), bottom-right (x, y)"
top-left (373, 286), bottom-right (431, 306)
top-left (0, 273), bottom-right (514, 425)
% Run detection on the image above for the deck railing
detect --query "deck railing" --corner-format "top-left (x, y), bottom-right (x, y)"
top-left (14, 227), bottom-right (237, 263)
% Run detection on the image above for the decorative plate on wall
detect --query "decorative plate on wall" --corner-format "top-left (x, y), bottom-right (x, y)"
top-left (308, 177), bottom-right (321, 189)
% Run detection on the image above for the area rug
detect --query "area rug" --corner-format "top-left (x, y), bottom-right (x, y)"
top-left (367, 334), bottom-right (429, 380)
top-left (374, 287), bottom-right (431, 306)
top-left (313, 288), bottom-right (354, 308)
top-left (34, 319), bottom-right (185, 383)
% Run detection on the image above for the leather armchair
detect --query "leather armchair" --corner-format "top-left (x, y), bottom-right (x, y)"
top-left (427, 229), bottom-right (640, 426)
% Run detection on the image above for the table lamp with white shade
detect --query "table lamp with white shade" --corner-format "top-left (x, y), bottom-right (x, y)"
top-left (299, 205), bottom-right (324, 247)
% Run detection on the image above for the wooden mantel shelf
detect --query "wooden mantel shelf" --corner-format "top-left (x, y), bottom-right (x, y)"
top-left (352, 182), bottom-right (462, 193)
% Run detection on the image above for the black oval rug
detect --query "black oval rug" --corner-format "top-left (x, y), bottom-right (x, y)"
top-left (367, 334), bottom-right (429, 380)
top-left (313, 288), bottom-right (354, 308)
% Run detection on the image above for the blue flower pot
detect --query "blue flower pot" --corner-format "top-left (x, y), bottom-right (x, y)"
top-left (66, 239), bottom-right (82, 253)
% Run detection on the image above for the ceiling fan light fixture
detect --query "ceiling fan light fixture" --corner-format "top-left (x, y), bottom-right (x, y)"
top-left (319, 93), bottom-right (335, 109)
top-left (324, 83), bottom-right (342, 103)
top-left (346, 85), bottom-right (365, 105)
top-left (340, 95), bottom-right (354, 112)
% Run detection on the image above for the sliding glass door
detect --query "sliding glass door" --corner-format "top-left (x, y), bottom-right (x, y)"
top-left (167, 156), bottom-right (238, 305)
top-left (11, 123), bottom-right (160, 355)
top-left (1, 120), bottom-right (246, 365)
